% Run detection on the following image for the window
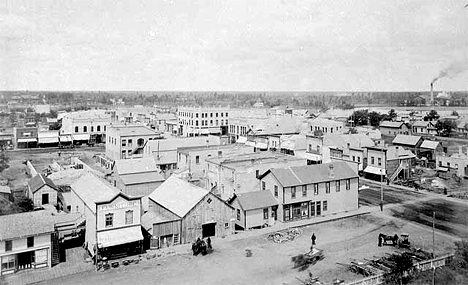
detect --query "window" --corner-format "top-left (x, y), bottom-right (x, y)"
top-left (74, 126), bottom-right (79, 133)
top-left (195, 156), bottom-right (200, 164)
top-left (104, 125), bottom-right (106, 131)
top-left (105, 213), bottom-right (113, 227)
top-left (336, 180), bottom-right (340, 192)
top-left (274, 185), bottom-right (278, 197)
top-left (216, 113), bottom-right (218, 117)
top-left (357, 157), bottom-right (361, 163)
top-left (237, 209), bottom-right (241, 221)
top-left (27, 236), bottom-right (34, 248)
top-left (225, 112), bottom-right (228, 117)
top-left (325, 182), bottom-right (330, 193)
top-left (314, 184), bottom-right (318, 195)
top-left (316, 145), bottom-right (320, 153)
top-left (196, 113), bottom-right (199, 118)
top-left (97, 125), bottom-right (101, 132)
top-left (83, 126), bottom-right (87, 132)
top-left (256, 170), bottom-right (260, 178)
top-left (122, 139), bottom-right (127, 146)
top-left (302, 185), bottom-right (307, 197)
top-left (323, 201), bottom-right (328, 211)
top-left (210, 113), bottom-right (213, 117)
top-left (125, 210), bottom-right (133, 225)
top-left (91, 126), bottom-right (94, 132)
top-left (346, 179), bottom-right (350, 190)
top-left (1, 255), bottom-right (15, 271)
top-left (352, 156), bottom-right (356, 161)
top-left (291, 186), bottom-right (296, 199)
top-left (378, 157), bottom-right (382, 166)
top-left (225, 222), bottom-right (229, 228)
top-left (121, 151), bottom-right (126, 159)
top-left (262, 181), bottom-right (266, 191)
top-left (5, 240), bottom-right (12, 252)
top-left (263, 208), bottom-right (268, 219)
top-left (196, 121), bottom-right (199, 126)
top-left (371, 156), bottom-right (375, 164)
top-left (128, 139), bottom-right (133, 147)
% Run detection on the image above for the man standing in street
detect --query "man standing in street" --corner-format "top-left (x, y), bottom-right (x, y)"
top-left (311, 233), bottom-right (316, 251)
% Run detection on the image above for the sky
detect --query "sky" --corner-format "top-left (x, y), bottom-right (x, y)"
top-left (1, 0), bottom-right (467, 91)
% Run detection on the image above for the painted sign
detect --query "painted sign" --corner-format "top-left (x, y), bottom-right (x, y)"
top-left (99, 201), bottom-right (139, 211)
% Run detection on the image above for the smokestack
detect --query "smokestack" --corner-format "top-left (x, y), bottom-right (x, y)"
top-left (430, 82), bottom-right (434, 106)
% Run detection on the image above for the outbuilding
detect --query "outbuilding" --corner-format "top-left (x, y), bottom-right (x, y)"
top-left (27, 174), bottom-right (59, 208)
top-left (229, 191), bottom-right (278, 230)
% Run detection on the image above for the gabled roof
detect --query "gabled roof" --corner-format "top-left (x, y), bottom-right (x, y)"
top-left (261, 161), bottom-right (358, 188)
top-left (28, 173), bottom-right (58, 193)
top-left (47, 169), bottom-right (87, 186)
top-left (0, 211), bottom-right (55, 240)
top-left (420, 140), bottom-right (441, 150)
top-left (235, 191), bottom-right (278, 211)
top-left (70, 173), bottom-right (127, 213)
top-left (392, 134), bottom-right (422, 147)
top-left (114, 157), bottom-right (158, 175)
top-left (120, 172), bottom-right (165, 185)
top-left (379, 121), bottom-right (405, 128)
top-left (148, 176), bottom-right (209, 218)
top-left (412, 121), bottom-right (433, 127)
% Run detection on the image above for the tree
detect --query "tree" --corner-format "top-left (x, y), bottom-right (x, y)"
top-left (436, 119), bottom-right (457, 137)
top-left (388, 109), bottom-right (398, 120)
top-left (313, 129), bottom-right (323, 137)
top-left (348, 109), bottom-right (369, 126)
top-left (368, 111), bottom-right (383, 127)
top-left (424, 110), bottom-right (440, 121)
top-left (384, 253), bottom-right (415, 285)
top-left (14, 197), bottom-right (34, 212)
top-left (452, 110), bottom-right (459, 117)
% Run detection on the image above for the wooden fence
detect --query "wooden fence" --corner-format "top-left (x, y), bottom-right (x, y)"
top-left (344, 253), bottom-right (454, 285)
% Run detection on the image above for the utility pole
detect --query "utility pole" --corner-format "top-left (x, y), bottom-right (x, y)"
top-left (432, 211), bottom-right (436, 285)
top-left (380, 147), bottom-right (384, 211)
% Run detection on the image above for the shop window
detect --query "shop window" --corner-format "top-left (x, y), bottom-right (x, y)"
top-left (125, 210), bottom-right (133, 225)
top-left (346, 179), bottom-right (350, 190)
top-left (1, 256), bottom-right (16, 271)
top-left (291, 186), bottom-right (296, 199)
top-left (274, 185), bottom-right (278, 197)
top-left (302, 185), bottom-right (307, 197)
top-left (27, 236), bottom-right (34, 248)
top-left (336, 180), bottom-right (340, 192)
top-left (5, 240), bottom-right (12, 252)
top-left (325, 182), bottom-right (330, 194)
top-left (323, 201), bottom-right (328, 211)
top-left (105, 213), bottom-right (114, 227)
top-left (237, 209), bottom-right (240, 221)
top-left (263, 208), bottom-right (268, 219)
top-left (314, 184), bottom-right (319, 195)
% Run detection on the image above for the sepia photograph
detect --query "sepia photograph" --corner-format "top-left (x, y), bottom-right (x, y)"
top-left (1, 0), bottom-right (468, 284)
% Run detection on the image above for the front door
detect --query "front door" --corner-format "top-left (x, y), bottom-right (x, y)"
top-left (310, 202), bottom-right (315, 217)
top-left (42, 193), bottom-right (49, 205)
top-left (316, 201), bottom-right (321, 216)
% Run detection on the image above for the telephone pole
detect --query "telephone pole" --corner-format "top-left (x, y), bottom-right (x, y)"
top-left (432, 211), bottom-right (436, 285)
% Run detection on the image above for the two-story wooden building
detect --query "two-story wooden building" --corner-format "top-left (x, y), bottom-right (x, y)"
top-left (69, 173), bottom-right (144, 260)
top-left (142, 176), bottom-right (234, 248)
top-left (0, 212), bottom-right (55, 276)
top-left (379, 121), bottom-right (410, 137)
top-left (258, 162), bottom-right (359, 222)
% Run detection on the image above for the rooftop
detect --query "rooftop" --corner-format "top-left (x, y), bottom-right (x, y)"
top-left (262, 161), bottom-right (358, 187)
top-left (70, 173), bottom-right (122, 213)
top-left (235, 191), bottom-right (278, 211)
top-left (0, 211), bottom-right (55, 240)
top-left (207, 152), bottom-right (304, 169)
top-left (178, 143), bottom-right (250, 154)
top-left (120, 172), bottom-right (165, 185)
top-left (109, 125), bottom-right (160, 137)
top-left (28, 173), bottom-right (58, 193)
top-left (146, 135), bottom-right (221, 153)
top-left (412, 121), bottom-right (433, 127)
top-left (379, 121), bottom-right (405, 128)
top-left (148, 176), bottom-right (209, 218)
top-left (114, 157), bottom-right (158, 175)
top-left (47, 169), bottom-right (88, 186)
top-left (322, 133), bottom-right (375, 149)
top-left (392, 134), bottom-right (422, 146)
top-left (420, 140), bottom-right (441, 150)
top-left (387, 146), bottom-right (416, 160)
top-left (141, 211), bottom-right (179, 231)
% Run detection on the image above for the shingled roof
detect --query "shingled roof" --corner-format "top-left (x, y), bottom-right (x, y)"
top-left (28, 173), bottom-right (58, 193)
top-left (235, 191), bottom-right (278, 211)
top-left (261, 161), bottom-right (358, 188)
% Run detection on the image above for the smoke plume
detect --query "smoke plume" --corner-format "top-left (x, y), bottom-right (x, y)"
top-left (432, 60), bottom-right (468, 84)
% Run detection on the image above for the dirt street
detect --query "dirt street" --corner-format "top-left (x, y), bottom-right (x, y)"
top-left (38, 213), bottom-right (456, 285)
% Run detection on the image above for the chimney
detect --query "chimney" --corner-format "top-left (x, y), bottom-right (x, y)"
top-left (430, 82), bottom-right (434, 106)
top-left (328, 164), bottom-right (334, 178)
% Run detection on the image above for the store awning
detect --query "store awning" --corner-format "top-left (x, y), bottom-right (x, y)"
top-left (364, 165), bottom-right (386, 175)
top-left (38, 137), bottom-right (59, 144)
top-left (59, 135), bottom-right (72, 142)
top-left (255, 142), bottom-right (268, 149)
top-left (17, 138), bottom-right (37, 143)
top-left (97, 226), bottom-right (143, 248)
top-left (245, 141), bottom-right (256, 147)
top-left (236, 136), bottom-right (247, 144)
top-left (72, 134), bottom-right (90, 141)
top-left (304, 152), bottom-right (322, 161)
top-left (209, 128), bottom-right (221, 134)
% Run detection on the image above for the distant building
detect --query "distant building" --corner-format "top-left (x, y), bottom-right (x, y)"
top-left (436, 146), bottom-right (468, 177)
top-left (27, 174), bottom-right (59, 208)
top-left (0, 133), bottom-right (13, 149)
top-left (59, 110), bottom-right (111, 144)
top-left (379, 121), bottom-right (410, 137)
top-left (69, 174), bottom-right (144, 259)
top-left (411, 121), bottom-right (437, 135)
top-left (309, 118), bottom-right (345, 135)
top-left (106, 125), bottom-right (162, 161)
top-left (37, 130), bottom-right (59, 147)
top-left (0, 211), bottom-right (55, 276)
top-left (143, 135), bottom-right (221, 172)
top-left (364, 146), bottom-right (416, 182)
top-left (112, 157), bottom-right (165, 210)
top-left (33, 105), bottom-right (50, 114)
top-left (206, 152), bottom-right (307, 200)
top-left (419, 140), bottom-right (444, 162)
top-left (229, 191), bottom-right (278, 230)
top-left (258, 162), bottom-right (359, 222)
top-left (177, 106), bottom-right (230, 137)
top-left (142, 176), bottom-right (234, 248)
top-left (392, 134), bottom-right (423, 155)
top-left (13, 126), bottom-right (38, 149)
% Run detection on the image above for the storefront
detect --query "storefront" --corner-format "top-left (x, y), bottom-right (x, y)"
top-left (1, 248), bottom-right (49, 275)
top-left (97, 226), bottom-right (143, 259)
